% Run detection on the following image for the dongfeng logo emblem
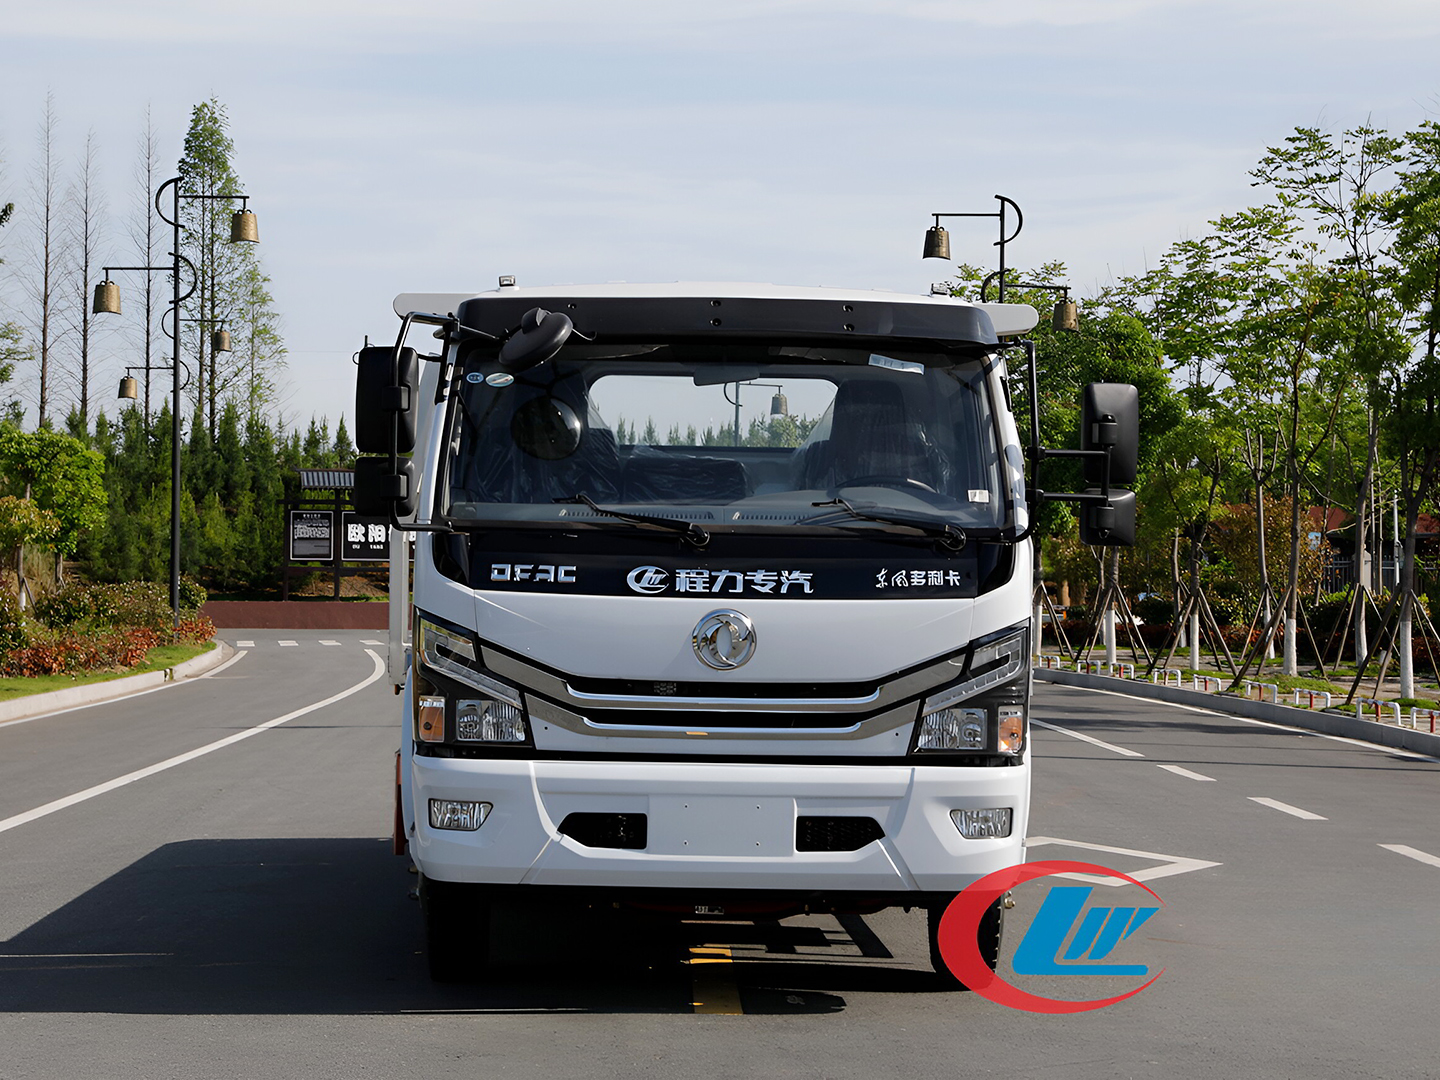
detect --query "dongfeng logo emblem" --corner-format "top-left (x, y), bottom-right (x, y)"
top-left (626, 566), bottom-right (669, 594)
top-left (692, 610), bottom-right (757, 670)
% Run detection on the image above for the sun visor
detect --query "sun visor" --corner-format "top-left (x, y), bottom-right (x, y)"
top-left (973, 303), bottom-right (1039, 338)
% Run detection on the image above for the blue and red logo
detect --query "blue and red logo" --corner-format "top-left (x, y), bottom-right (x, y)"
top-left (937, 860), bottom-right (1165, 1013)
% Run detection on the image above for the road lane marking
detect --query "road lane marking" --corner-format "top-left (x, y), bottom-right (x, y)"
top-left (235, 640), bottom-right (255, 648)
top-left (0, 650), bottom-right (385, 837)
top-left (1032, 719), bottom-right (1144, 757)
top-left (688, 946), bottom-right (743, 1014)
top-left (1157, 764), bottom-right (1216, 782)
top-left (1043, 678), bottom-right (1440, 762)
top-left (1379, 844), bottom-right (1440, 868)
top-left (319, 640), bottom-right (340, 646)
top-left (1248, 796), bottom-right (1327, 820)
top-left (0, 649), bottom-right (247, 730)
top-left (362, 639), bottom-right (384, 645)
top-left (1026, 836), bottom-right (1221, 885)
top-left (278, 640), bottom-right (298, 647)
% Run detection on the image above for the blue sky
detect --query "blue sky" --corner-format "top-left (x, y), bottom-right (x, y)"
top-left (2, 0), bottom-right (1437, 431)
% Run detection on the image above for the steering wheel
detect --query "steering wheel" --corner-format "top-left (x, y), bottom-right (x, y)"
top-left (835, 475), bottom-right (938, 494)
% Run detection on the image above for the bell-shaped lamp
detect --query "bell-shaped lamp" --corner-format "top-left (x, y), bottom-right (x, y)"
top-left (93, 279), bottom-right (121, 315)
top-left (922, 225), bottom-right (950, 260)
top-left (118, 375), bottom-right (138, 401)
top-left (231, 208), bottom-right (259, 243)
top-left (1052, 299), bottom-right (1080, 333)
top-left (212, 329), bottom-right (232, 353)
top-left (770, 391), bottom-right (788, 416)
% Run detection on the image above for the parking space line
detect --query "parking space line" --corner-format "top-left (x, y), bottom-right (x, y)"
top-left (1032, 719), bottom-right (1145, 758)
top-left (688, 946), bottom-right (743, 1014)
top-left (1157, 764), bottom-right (1216, 782)
top-left (1379, 844), bottom-right (1440, 869)
top-left (1248, 796), bottom-right (1327, 820)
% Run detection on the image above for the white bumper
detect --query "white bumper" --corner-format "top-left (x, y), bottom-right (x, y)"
top-left (410, 755), bottom-right (1028, 894)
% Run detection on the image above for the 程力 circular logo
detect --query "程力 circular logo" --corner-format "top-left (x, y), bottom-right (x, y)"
top-left (938, 860), bottom-right (1165, 1013)
top-left (626, 566), bottom-right (669, 594)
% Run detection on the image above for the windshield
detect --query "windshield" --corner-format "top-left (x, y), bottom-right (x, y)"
top-left (443, 341), bottom-right (1010, 533)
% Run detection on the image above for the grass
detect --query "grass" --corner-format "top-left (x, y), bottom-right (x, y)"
top-left (0, 640), bottom-right (215, 703)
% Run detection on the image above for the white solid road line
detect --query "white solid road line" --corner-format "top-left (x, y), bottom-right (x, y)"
top-left (1248, 796), bottom-right (1327, 820)
top-left (1157, 763), bottom-right (1217, 782)
top-left (1031, 718), bottom-right (1145, 757)
top-left (1379, 844), bottom-right (1440, 869)
top-left (0, 650), bottom-right (385, 837)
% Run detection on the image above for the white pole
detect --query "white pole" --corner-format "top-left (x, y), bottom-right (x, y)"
top-left (1189, 609), bottom-right (1200, 672)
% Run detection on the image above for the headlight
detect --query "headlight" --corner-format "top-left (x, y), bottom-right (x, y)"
top-left (912, 625), bottom-right (1028, 756)
top-left (413, 613), bottom-right (530, 746)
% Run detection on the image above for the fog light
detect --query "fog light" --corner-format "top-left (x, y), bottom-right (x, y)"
top-left (998, 706), bottom-right (1025, 754)
top-left (917, 707), bottom-right (985, 751)
top-left (951, 807), bottom-right (1013, 839)
top-left (429, 799), bottom-right (491, 831)
top-left (456, 699), bottom-right (526, 743)
top-left (417, 694), bottom-right (445, 742)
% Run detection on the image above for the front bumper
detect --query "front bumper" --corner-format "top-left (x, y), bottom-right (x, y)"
top-left (409, 755), bottom-right (1028, 895)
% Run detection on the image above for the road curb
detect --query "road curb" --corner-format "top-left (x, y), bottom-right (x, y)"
top-left (1035, 666), bottom-right (1440, 758)
top-left (0, 638), bottom-right (231, 725)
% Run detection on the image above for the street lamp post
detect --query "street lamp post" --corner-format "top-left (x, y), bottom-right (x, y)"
top-left (94, 176), bottom-right (258, 621)
top-left (921, 195), bottom-right (1023, 301)
top-left (979, 272), bottom-right (1080, 333)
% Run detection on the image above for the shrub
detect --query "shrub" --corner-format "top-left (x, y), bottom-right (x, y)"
top-left (0, 592), bottom-right (27, 655)
top-left (1133, 594), bottom-right (1174, 626)
top-left (0, 626), bottom-right (161, 677)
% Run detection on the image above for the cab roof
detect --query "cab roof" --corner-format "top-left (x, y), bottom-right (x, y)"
top-left (394, 282), bottom-right (1039, 345)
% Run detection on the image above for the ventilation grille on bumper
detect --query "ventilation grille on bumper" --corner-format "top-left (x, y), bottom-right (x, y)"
top-left (558, 812), bottom-right (648, 850)
top-left (796, 816), bottom-right (885, 852)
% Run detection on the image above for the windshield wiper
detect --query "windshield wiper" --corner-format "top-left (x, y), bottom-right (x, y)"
top-left (555, 493), bottom-right (711, 549)
top-left (804, 497), bottom-right (967, 551)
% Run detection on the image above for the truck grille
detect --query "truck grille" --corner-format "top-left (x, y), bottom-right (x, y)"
top-left (796, 816), bottom-right (885, 852)
top-left (558, 812), bottom-right (648, 850)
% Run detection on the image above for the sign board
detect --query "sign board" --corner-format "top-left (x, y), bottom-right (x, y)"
top-left (289, 510), bottom-right (335, 562)
top-left (341, 512), bottom-right (390, 561)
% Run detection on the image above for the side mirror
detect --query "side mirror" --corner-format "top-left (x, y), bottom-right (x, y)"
top-left (1081, 382), bottom-right (1138, 486)
top-left (354, 456), bottom-right (418, 519)
top-left (1078, 489), bottom-right (1136, 546)
top-left (356, 346), bottom-right (418, 455)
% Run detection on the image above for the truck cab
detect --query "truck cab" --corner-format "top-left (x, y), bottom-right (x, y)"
top-left (355, 282), bottom-right (1133, 983)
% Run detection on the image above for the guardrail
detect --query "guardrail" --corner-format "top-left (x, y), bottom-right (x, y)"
top-left (1356, 698), bottom-right (1403, 725)
top-left (1036, 655), bottom-right (1065, 670)
top-left (1291, 688), bottom-right (1332, 710)
top-left (1192, 674), bottom-right (1222, 693)
top-left (1242, 681), bottom-right (1280, 704)
top-left (1407, 707), bottom-right (1439, 733)
top-left (1151, 668), bottom-right (1184, 687)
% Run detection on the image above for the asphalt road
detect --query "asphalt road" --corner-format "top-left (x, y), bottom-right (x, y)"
top-left (2, 632), bottom-right (1438, 1079)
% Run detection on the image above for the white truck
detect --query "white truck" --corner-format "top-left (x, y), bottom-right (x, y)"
top-left (353, 281), bottom-right (1137, 983)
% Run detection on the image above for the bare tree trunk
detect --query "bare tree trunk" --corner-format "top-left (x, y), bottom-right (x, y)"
top-left (62, 129), bottom-right (107, 431)
top-left (25, 95), bottom-right (64, 429)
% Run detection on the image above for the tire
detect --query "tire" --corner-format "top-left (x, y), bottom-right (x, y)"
top-left (420, 874), bottom-right (491, 983)
top-left (927, 894), bottom-right (1004, 991)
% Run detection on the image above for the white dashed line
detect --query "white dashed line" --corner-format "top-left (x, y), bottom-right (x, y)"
top-left (319, 640), bottom-right (340, 646)
top-left (1379, 844), bottom-right (1440, 869)
top-left (1248, 796), bottom-right (1327, 820)
top-left (277, 640), bottom-right (298, 647)
top-left (235, 640), bottom-right (255, 649)
top-left (361, 639), bottom-right (384, 646)
top-left (1031, 719), bottom-right (1144, 757)
top-left (1157, 764), bottom-right (1216, 782)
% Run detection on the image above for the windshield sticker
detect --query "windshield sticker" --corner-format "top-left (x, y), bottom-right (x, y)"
top-left (868, 354), bottom-right (924, 374)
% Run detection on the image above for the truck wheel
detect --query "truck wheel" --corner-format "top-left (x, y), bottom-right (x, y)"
top-left (926, 895), bottom-right (1004, 991)
top-left (420, 874), bottom-right (490, 983)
